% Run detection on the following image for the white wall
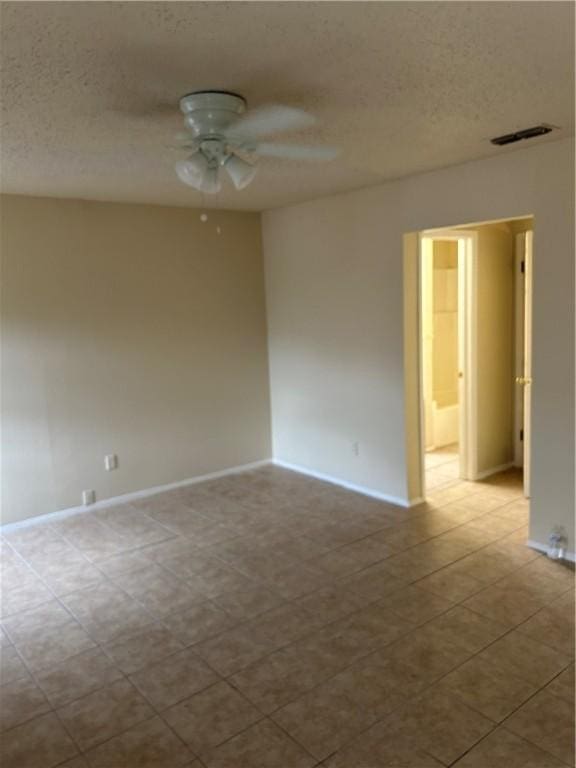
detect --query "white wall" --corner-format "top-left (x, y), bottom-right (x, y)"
top-left (1, 195), bottom-right (271, 524)
top-left (263, 138), bottom-right (574, 551)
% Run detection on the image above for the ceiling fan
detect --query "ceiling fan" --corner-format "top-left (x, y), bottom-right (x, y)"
top-left (173, 91), bottom-right (339, 194)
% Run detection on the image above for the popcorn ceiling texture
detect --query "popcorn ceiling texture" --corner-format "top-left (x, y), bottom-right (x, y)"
top-left (0, 1), bottom-right (573, 211)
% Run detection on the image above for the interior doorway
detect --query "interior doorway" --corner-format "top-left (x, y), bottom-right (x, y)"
top-left (415, 217), bottom-right (533, 501)
top-left (420, 231), bottom-right (475, 491)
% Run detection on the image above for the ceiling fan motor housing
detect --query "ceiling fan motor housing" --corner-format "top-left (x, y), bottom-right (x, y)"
top-left (179, 91), bottom-right (246, 137)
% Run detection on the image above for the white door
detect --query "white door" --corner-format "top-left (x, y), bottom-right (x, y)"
top-left (523, 231), bottom-right (533, 497)
top-left (421, 237), bottom-right (435, 450)
top-left (514, 231), bottom-right (533, 497)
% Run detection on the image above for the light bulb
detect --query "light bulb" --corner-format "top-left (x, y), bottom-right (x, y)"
top-left (225, 154), bottom-right (257, 190)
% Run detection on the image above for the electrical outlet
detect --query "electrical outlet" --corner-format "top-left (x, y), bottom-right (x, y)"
top-left (82, 490), bottom-right (95, 506)
top-left (352, 441), bottom-right (360, 457)
top-left (104, 454), bottom-right (118, 471)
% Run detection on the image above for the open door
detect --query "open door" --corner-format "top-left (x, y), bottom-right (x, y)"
top-left (514, 231), bottom-right (533, 497)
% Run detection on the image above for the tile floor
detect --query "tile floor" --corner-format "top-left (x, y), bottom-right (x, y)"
top-left (0, 459), bottom-right (574, 767)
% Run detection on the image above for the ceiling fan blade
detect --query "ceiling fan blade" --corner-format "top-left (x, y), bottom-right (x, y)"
top-left (250, 142), bottom-right (339, 161)
top-left (224, 105), bottom-right (316, 140)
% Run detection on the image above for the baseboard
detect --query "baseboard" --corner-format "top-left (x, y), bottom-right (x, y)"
top-left (473, 462), bottom-right (515, 481)
top-left (528, 539), bottom-right (576, 564)
top-left (273, 459), bottom-right (411, 508)
top-left (1, 459), bottom-right (272, 531)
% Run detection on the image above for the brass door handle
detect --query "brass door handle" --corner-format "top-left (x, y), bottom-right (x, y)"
top-left (515, 377), bottom-right (532, 385)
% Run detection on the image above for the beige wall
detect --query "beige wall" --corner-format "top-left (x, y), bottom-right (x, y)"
top-left (264, 138), bottom-right (574, 551)
top-left (1, 195), bottom-right (271, 524)
top-left (473, 223), bottom-right (515, 474)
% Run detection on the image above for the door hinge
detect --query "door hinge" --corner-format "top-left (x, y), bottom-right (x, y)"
top-left (520, 429), bottom-right (524, 441)
top-left (520, 260), bottom-right (525, 274)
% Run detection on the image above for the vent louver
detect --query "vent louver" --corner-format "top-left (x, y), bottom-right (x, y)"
top-left (490, 124), bottom-right (555, 146)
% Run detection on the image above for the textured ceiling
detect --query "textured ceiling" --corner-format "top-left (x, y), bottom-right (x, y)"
top-left (1, 2), bottom-right (573, 211)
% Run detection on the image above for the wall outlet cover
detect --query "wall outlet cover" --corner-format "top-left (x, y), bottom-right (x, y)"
top-left (82, 489), bottom-right (96, 506)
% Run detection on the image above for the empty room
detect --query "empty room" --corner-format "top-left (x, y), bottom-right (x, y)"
top-left (0, 2), bottom-right (574, 767)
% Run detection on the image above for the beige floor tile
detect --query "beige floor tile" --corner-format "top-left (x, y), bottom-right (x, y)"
top-left (378, 585), bottom-right (454, 625)
top-left (1, 600), bottom-right (72, 645)
top-left (58, 757), bottom-right (91, 768)
top-left (452, 726), bottom-right (567, 767)
top-left (463, 583), bottom-right (545, 628)
top-left (111, 564), bottom-right (206, 618)
top-left (341, 561), bottom-right (408, 600)
top-left (60, 581), bottom-right (155, 642)
top-left (129, 647), bottom-right (218, 710)
top-left (323, 603), bottom-right (414, 660)
top-left (370, 625), bottom-right (473, 696)
top-left (194, 623), bottom-right (277, 677)
top-left (83, 715), bottom-right (193, 767)
top-left (415, 567), bottom-right (485, 602)
top-left (272, 661), bottom-right (406, 759)
top-left (323, 724), bottom-right (445, 768)
top-left (3, 524), bottom-right (64, 554)
top-left (57, 678), bottom-right (154, 751)
top-left (0, 676), bottom-right (51, 732)
top-left (335, 534), bottom-right (397, 567)
top-left (294, 584), bottom-right (371, 627)
top-left (257, 563), bottom-right (332, 600)
top-left (203, 719), bottom-right (315, 768)
top-left (545, 663), bottom-right (575, 704)
top-left (94, 505), bottom-right (175, 547)
top-left (102, 623), bottom-right (183, 674)
top-left (450, 550), bottom-right (519, 584)
top-left (230, 642), bottom-right (336, 714)
top-left (0, 645), bottom-right (30, 684)
top-left (0, 712), bottom-right (78, 768)
top-left (477, 628), bottom-right (572, 687)
top-left (519, 555), bottom-right (575, 586)
top-left (314, 547), bottom-right (373, 577)
top-left (18, 539), bottom-right (105, 596)
top-left (10, 619), bottom-right (96, 672)
top-left (0, 578), bottom-right (54, 619)
top-left (139, 536), bottom-right (203, 565)
top-left (249, 604), bottom-right (318, 648)
top-left (423, 606), bottom-right (509, 653)
top-left (386, 687), bottom-right (495, 765)
top-left (173, 559), bottom-right (257, 598)
top-left (34, 647), bottom-right (124, 707)
top-left (504, 689), bottom-right (575, 765)
top-left (211, 585), bottom-right (284, 621)
top-left (163, 681), bottom-right (262, 755)
top-left (496, 568), bottom-right (573, 601)
top-left (163, 600), bottom-right (237, 646)
top-left (51, 515), bottom-right (129, 561)
top-left (0, 626), bottom-right (11, 648)
top-left (516, 605), bottom-right (575, 656)
top-left (439, 655), bottom-right (537, 721)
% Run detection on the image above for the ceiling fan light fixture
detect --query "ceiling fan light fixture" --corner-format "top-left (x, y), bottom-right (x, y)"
top-left (199, 165), bottom-right (221, 194)
top-left (175, 153), bottom-right (209, 190)
top-left (225, 154), bottom-right (257, 190)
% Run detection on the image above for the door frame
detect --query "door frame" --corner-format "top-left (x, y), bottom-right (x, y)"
top-left (417, 229), bottom-right (478, 497)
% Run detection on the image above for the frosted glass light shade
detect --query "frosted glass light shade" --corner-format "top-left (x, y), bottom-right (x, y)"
top-left (225, 154), bottom-right (257, 190)
top-left (175, 153), bottom-right (209, 190)
top-left (200, 166), bottom-right (221, 194)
